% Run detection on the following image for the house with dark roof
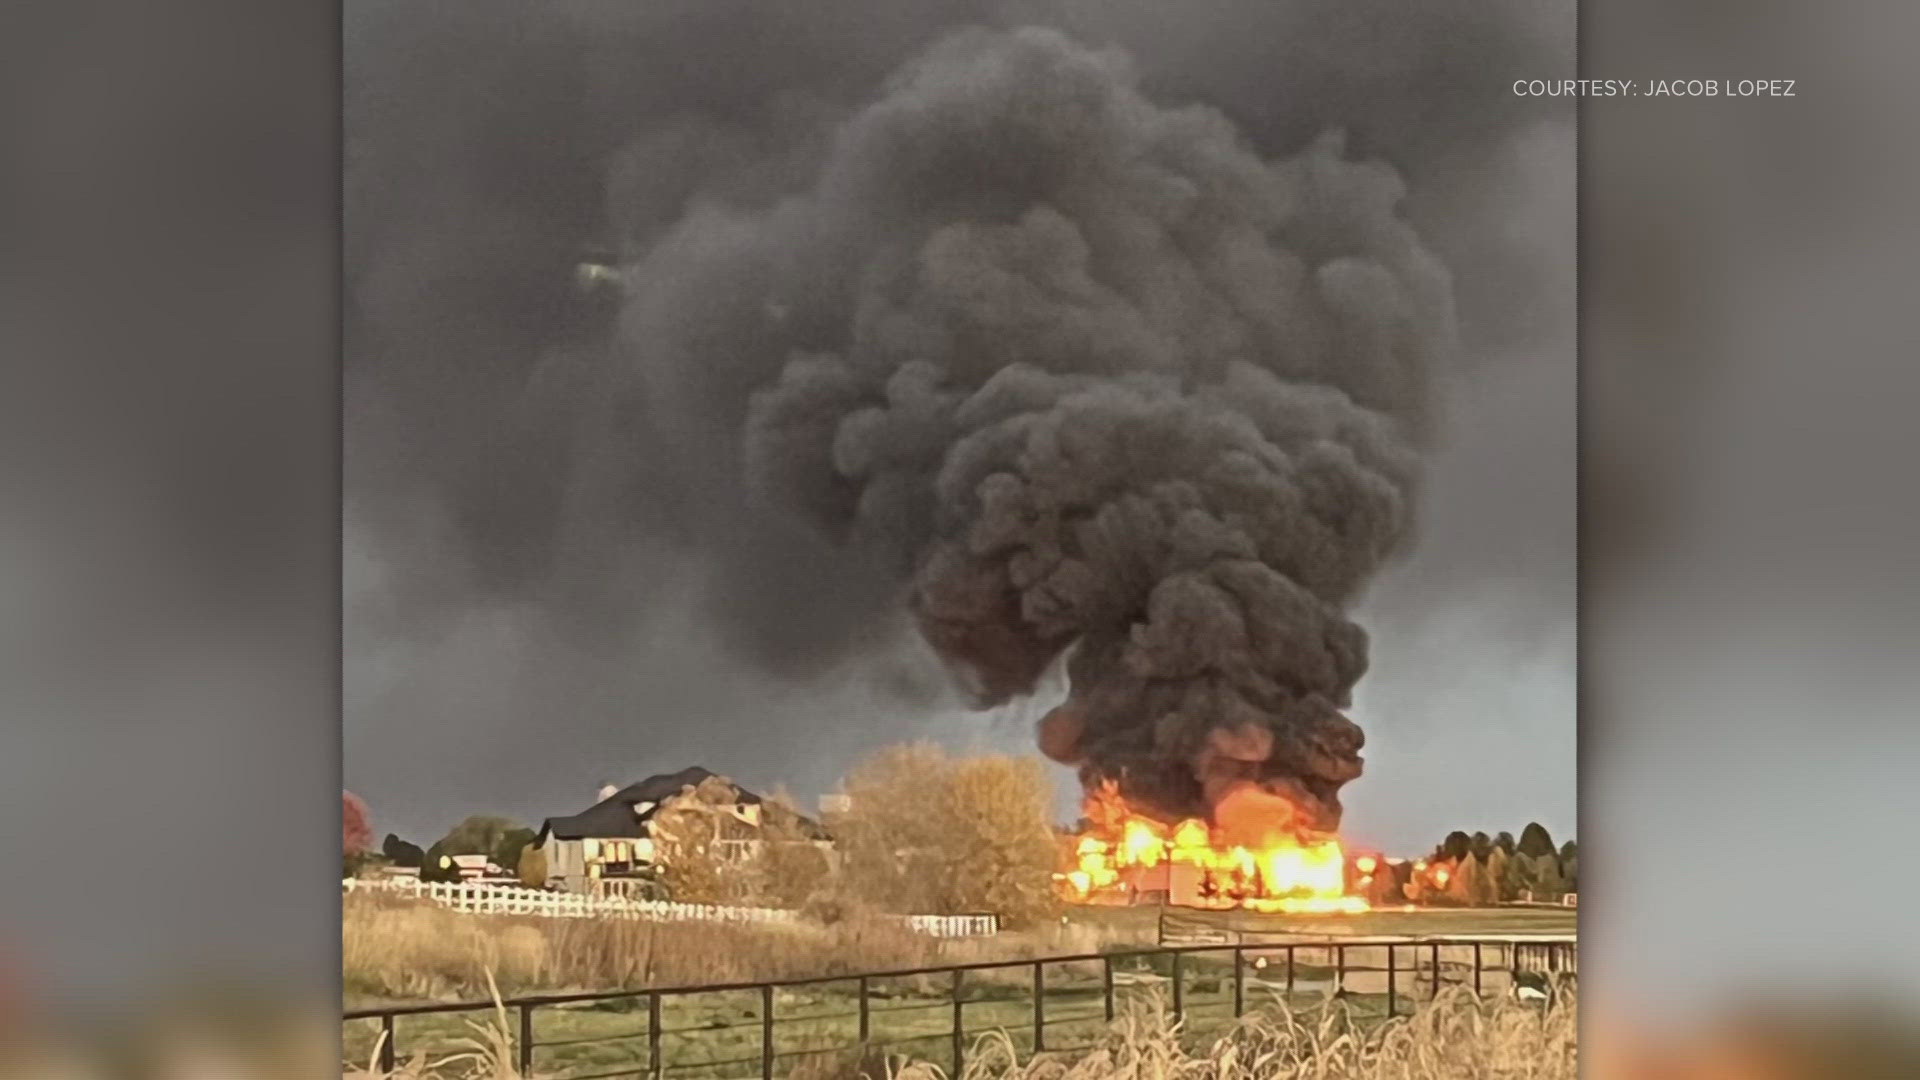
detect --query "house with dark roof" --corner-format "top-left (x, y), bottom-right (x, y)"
top-left (532, 766), bottom-right (828, 896)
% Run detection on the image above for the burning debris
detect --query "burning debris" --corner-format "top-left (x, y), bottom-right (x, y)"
top-left (729, 28), bottom-right (1454, 887)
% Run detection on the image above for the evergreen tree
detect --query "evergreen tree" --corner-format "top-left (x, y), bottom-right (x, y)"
top-left (1446, 853), bottom-right (1489, 906)
top-left (1485, 846), bottom-right (1513, 902)
top-left (1366, 864), bottom-right (1405, 907)
top-left (492, 828), bottom-right (537, 874)
top-left (1559, 840), bottom-right (1579, 891)
top-left (1441, 830), bottom-right (1472, 863)
top-left (1501, 847), bottom-right (1537, 899)
top-left (1531, 853), bottom-right (1567, 896)
top-left (1469, 831), bottom-right (1493, 860)
top-left (1403, 869), bottom-right (1429, 904)
top-left (1494, 831), bottom-right (1517, 856)
top-left (1518, 822), bottom-right (1557, 859)
top-left (437, 815), bottom-right (522, 857)
top-left (382, 833), bottom-right (425, 868)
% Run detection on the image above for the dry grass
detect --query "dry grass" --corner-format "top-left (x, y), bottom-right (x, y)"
top-left (893, 984), bottom-right (1577, 1080)
top-left (343, 889), bottom-right (944, 1003)
top-left (343, 982), bottom-right (1574, 1080)
top-left (344, 973), bottom-right (522, 1080)
top-left (344, 889), bottom-right (1152, 1004)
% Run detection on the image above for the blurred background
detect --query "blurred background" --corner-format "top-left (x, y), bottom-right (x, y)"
top-left (4, 0), bottom-right (1920, 1075)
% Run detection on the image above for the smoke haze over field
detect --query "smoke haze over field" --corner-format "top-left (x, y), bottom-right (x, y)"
top-left (345, 0), bottom-right (1574, 854)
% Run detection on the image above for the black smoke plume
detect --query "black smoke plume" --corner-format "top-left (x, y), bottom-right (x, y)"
top-left (736, 28), bottom-right (1455, 830)
top-left (346, 0), bottom-right (1570, 843)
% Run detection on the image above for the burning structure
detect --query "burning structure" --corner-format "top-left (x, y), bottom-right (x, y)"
top-left (1060, 781), bottom-right (1367, 912)
top-left (674, 29), bottom-right (1454, 911)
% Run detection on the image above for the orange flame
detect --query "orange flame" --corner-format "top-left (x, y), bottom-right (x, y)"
top-left (1056, 781), bottom-right (1368, 914)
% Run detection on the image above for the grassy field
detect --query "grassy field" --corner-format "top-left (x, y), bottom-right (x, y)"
top-left (345, 904), bottom-right (1575, 1078)
top-left (347, 962), bottom-right (1443, 1078)
top-left (344, 893), bottom-right (1574, 1076)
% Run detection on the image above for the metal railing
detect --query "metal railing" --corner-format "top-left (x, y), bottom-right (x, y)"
top-left (343, 935), bottom-right (1574, 1079)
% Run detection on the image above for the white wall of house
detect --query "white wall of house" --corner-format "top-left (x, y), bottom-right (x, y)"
top-left (547, 838), bottom-right (585, 889)
top-left (546, 835), bottom-right (664, 893)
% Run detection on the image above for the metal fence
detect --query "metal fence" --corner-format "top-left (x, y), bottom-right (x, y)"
top-left (342, 935), bottom-right (1575, 1079)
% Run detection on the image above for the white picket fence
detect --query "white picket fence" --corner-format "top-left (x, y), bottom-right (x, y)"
top-left (343, 876), bottom-right (999, 937)
top-left (899, 912), bottom-right (1001, 937)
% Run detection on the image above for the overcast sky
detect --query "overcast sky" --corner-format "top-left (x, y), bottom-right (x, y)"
top-left (345, 0), bottom-right (1574, 856)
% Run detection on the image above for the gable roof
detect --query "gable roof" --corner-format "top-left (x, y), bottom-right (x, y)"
top-left (539, 766), bottom-right (767, 842)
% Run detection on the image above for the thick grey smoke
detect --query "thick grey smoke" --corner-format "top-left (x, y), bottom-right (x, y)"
top-left (345, 0), bottom-right (1571, 846)
top-left (723, 29), bottom-right (1454, 829)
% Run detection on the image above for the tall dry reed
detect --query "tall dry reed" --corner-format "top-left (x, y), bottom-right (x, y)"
top-left (343, 891), bottom-right (1154, 1005)
top-left (343, 890), bottom-right (940, 1003)
top-left (344, 982), bottom-right (1575, 1080)
top-left (897, 984), bottom-right (1577, 1080)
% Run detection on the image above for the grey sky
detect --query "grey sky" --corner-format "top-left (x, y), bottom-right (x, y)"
top-left (345, 0), bottom-right (1573, 856)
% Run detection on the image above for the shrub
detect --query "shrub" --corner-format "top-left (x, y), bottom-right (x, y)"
top-left (516, 843), bottom-right (549, 888)
top-left (419, 841), bottom-right (460, 884)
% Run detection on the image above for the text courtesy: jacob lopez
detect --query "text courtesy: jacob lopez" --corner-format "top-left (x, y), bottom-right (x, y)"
top-left (1513, 79), bottom-right (1797, 97)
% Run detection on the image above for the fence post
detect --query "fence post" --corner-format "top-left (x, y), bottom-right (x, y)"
top-left (857, 976), bottom-right (870, 1043)
top-left (761, 983), bottom-right (775, 1080)
top-left (518, 1002), bottom-right (534, 1075)
top-left (380, 1015), bottom-right (396, 1074)
top-left (1335, 945), bottom-right (1346, 997)
top-left (1285, 946), bottom-right (1295, 996)
top-left (1232, 947), bottom-right (1244, 1017)
top-left (1430, 943), bottom-right (1441, 997)
top-left (951, 969), bottom-right (965, 1074)
top-left (1032, 961), bottom-right (1045, 1052)
top-left (1474, 943), bottom-right (1484, 995)
top-left (647, 992), bottom-right (662, 1080)
top-left (1386, 945), bottom-right (1396, 1017)
top-left (1170, 951), bottom-right (1184, 1019)
top-left (1102, 955), bottom-right (1115, 1021)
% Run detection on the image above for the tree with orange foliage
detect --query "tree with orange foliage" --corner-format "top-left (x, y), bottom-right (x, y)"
top-left (831, 744), bottom-right (1060, 926)
top-left (343, 791), bottom-right (374, 876)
